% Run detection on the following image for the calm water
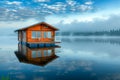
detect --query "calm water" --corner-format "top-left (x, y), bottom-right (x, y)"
top-left (1, 36), bottom-right (120, 80)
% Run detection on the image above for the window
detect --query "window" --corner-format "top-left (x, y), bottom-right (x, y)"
top-left (32, 31), bottom-right (36, 38)
top-left (44, 32), bottom-right (51, 38)
top-left (44, 32), bottom-right (47, 38)
top-left (32, 31), bottom-right (41, 38)
top-left (48, 32), bottom-right (51, 38)
top-left (37, 32), bottom-right (41, 38)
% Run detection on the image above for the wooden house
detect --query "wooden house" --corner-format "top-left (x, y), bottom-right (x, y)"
top-left (15, 44), bottom-right (60, 66)
top-left (15, 22), bottom-right (59, 47)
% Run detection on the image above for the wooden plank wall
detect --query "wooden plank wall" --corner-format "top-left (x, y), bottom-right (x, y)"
top-left (26, 24), bottom-right (55, 43)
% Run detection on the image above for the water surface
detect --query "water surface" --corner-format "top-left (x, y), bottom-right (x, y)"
top-left (1, 36), bottom-right (120, 80)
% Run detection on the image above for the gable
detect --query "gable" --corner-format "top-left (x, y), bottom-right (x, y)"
top-left (15, 22), bottom-right (59, 32)
top-left (27, 24), bottom-right (55, 31)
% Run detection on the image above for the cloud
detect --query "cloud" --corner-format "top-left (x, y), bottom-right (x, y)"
top-left (85, 1), bottom-right (93, 5)
top-left (0, 7), bottom-right (46, 21)
top-left (1, 8), bottom-right (120, 33)
top-left (6, 1), bottom-right (22, 5)
top-left (0, 0), bottom-right (94, 21)
top-left (50, 13), bottom-right (120, 32)
top-left (40, 0), bottom-right (93, 13)
top-left (43, 2), bottom-right (66, 12)
top-left (66, 0), bottom-right (77, 6)
top-left (45, 12), bottom-right (109, 24)
top-left (34, 0), bottom-right (50, 2)
top-left (65, 0), bottom-right (93, 12)
top-left (0, 18), bottom-right (39, 28)
top-left (79, 4), bottom-right (93, 11)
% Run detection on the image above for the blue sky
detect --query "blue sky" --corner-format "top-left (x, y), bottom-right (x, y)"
top-left (0, 0), bottom-right (120, 31)
top-left (0, 0), bottom-right (95, 21)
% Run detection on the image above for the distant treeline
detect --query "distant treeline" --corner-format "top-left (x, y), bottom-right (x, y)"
top-left (56, 29), bottom-right (120, 36)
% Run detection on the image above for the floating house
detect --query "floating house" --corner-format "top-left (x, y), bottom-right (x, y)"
top-left (15, 22), bottom-right (59, 47)
top-left (15, 44), bottom-right (59, 66)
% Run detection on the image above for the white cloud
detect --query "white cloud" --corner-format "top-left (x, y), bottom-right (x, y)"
top-left (0, 18), bottom-right (39, 28)
top-left (45, 13), bottom-right (109, 24)
top-left (85, 1), bottom-right (93, 5)
top-left (0, 0), bottom-right (95, 21)
top-left (34, 0), bottom-right (50, 2)
top-left (45, 8), bottom-right (120, 25)
top-left (53, 14), bottom-right (120, 32)
top-left (45, 3), bottom-right (66, 12)
top-left (79, 5), bottom-right (93, 11)
top-left (6, 1), bottom-right (22, 5)
top-left (65, 0), bottom-right (93, 12)
top-left (66, 0), bottom-right (77, 6)
top-left (1, 8), bottom-right (120, 32)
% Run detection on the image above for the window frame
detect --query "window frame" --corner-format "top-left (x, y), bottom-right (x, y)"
top-left (43, 32), bottom-right (51, 38)
top-left (47, 32), bottom-right (51, 38)
top-left (32, 31), bottom-right (41, 39)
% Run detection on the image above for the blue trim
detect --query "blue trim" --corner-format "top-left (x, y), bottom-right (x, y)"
top-left (19, 42), bottom-right (57, 48)
top-left (39, 43), bottom-right (44, 47)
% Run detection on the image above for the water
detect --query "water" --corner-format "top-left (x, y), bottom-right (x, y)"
top-left (1, 36), bottom-right (120, 80)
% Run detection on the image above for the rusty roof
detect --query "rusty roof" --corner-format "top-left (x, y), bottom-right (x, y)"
top-left (15, 22), bottom-right (59, 32)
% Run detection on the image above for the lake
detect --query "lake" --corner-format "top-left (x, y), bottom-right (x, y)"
top-left (1, 36), bottom-right (120, 80)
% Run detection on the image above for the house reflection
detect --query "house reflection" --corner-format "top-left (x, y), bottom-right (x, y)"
top-left (15, 44), bottom-right (60, 66)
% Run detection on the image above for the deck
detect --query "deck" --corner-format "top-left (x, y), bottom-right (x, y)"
top-left (19, 41), bottom-right (61, 48)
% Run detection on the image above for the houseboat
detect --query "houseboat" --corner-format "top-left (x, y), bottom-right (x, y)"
top-left (15, 22), bottom-right (60, 48)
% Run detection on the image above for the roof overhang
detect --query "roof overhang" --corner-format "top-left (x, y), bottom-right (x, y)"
top-left (15, 22), bottom-right (59, 32)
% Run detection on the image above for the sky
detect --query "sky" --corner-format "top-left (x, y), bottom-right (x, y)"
top-left (0, 0), bottom-right (120, 32)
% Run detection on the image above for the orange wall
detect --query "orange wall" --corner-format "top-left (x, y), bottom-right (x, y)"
top-left (26, 24), bottom-right (55, 43)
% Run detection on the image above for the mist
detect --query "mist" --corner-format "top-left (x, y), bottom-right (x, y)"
top-left (55, 14), bottom-right (120, 32)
